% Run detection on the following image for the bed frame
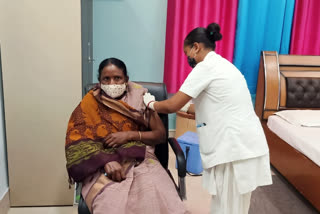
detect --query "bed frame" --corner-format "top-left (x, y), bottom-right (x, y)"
top-left (255, 51), bottom-right (320, 211)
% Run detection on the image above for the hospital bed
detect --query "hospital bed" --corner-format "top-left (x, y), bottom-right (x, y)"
top-left (255, 51), bottom-right (320, 211)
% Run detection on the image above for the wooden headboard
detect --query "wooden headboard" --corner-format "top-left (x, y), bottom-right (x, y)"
top-left (255, 51), bottom-right (320, 120)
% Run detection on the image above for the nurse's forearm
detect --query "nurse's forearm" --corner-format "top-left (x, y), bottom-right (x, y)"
top-left (153, 99), bottom-right (178, 114)
top-left (153, 91), bottom-right (192, 114)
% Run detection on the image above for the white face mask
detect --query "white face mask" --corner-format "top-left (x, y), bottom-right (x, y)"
top-left (101, 83), bottom-right (127, 98)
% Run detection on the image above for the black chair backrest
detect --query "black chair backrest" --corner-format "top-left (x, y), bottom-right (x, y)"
top-left (84, 82), bottom-right (169, 169)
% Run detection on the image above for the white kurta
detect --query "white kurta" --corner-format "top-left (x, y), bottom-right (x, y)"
top-left (179, 51), bottom-right (272, 197)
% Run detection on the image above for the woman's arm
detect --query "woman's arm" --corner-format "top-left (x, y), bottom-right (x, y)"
top-left (105, 110), bottom-right (166, 147)
top-left (127, 110), bottom-right (166, 146)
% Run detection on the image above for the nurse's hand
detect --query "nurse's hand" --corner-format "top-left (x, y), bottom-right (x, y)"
top-left (143, 93), bottom-right (156, 110)
top-left (180, 102), bottom-right (191, 113)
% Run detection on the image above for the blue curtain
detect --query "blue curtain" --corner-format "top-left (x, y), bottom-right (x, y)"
top-left (233, 0), bottom-right (295, 95)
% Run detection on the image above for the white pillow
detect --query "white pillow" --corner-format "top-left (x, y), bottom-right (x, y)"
top-left (274, 110), bottom-right (320, 127)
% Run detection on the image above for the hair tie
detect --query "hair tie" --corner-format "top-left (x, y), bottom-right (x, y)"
top-left (210, 31), bottom-right (214, 36)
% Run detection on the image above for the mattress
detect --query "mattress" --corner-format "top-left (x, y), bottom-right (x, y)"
top-left (267, 115), bottom-right (320, 167)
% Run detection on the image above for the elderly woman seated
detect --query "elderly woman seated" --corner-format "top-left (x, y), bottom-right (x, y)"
top-left (65, 58), bottom-right (187, 214)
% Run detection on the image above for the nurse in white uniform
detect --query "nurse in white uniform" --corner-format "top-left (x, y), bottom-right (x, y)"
top-left (143, 23), bottom-right (272, 214)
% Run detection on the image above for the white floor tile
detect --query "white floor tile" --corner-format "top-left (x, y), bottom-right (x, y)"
top-left (8, 206), bottom-right (77, 214)
top-left (168, 147), bottom-right (211, 214)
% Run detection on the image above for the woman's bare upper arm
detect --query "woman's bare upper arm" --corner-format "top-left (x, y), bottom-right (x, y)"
top-left (149, 110), bottom-right (166, 138)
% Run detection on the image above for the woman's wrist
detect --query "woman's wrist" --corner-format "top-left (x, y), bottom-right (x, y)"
top-left (127, 131), bottom-right (134, 141)
top-left (128, 131), bottom-right (140, 141)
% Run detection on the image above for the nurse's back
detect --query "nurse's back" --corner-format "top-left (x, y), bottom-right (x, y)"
top-left (195, 51), bottom-right (257, 124)
top-left (192, 52), bottom-right (269, 168)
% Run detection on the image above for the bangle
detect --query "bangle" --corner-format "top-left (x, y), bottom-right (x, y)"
top-left (147, 101), bottom-right (155, 110)
top-left (138, 131), bottom-right (142, 141)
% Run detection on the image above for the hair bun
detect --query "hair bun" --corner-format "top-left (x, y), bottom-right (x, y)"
top-left (206, 23), bottom-right (222, 42)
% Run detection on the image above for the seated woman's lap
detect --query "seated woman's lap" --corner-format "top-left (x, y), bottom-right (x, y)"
top-left (87, 153), bottom-right (187, 214)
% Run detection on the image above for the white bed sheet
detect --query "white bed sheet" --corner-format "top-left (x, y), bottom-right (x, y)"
top-left (267, 115), bottom-right (320, 167)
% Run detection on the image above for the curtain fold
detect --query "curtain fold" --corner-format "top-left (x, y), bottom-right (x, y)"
top-left (290, 0), bottom-right (320, 55)
top-left (233, 0), bottom-right (295, 94)
top-left (164, 0), bottom-right (238, 93)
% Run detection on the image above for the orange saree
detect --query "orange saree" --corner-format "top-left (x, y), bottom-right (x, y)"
top-left (65, 86), bottom-right (149, 183)
top-left (66, 82), bottom-right (188, 214)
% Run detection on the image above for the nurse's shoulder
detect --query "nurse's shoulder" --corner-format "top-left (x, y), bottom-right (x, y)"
top-left (189, 59), bottom-right (215, 80)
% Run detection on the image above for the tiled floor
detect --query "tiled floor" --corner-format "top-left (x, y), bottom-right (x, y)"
top-left (8, 206), bottom-right (77, 214)
top-left (168, 148), bottom-right (211, 214)
top-left (7, 148), bottom-right (316, 214)
top-left (8, 147), bottom-right (211, 214)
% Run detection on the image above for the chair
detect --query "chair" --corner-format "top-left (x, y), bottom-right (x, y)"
top-left (78, 82), bottom-right (187, 214)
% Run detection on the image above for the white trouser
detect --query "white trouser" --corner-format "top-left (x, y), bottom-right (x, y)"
top-left (210, 162), bottom-right (251, 214)
top-left (203, 154), bottom-right (272, 214)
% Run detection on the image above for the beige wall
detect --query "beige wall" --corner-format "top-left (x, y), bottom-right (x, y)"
top-left (0, 0), bottom-right (82, 206)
